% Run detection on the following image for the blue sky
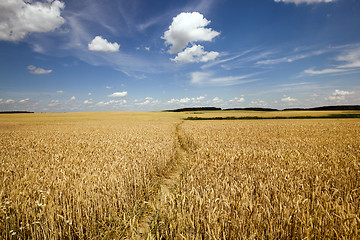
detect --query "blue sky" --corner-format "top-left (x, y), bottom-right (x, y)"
top-left (0, 0), bottom-right (359, 112)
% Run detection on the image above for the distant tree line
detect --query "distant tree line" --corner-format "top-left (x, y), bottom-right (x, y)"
top-left (225, 107), bottom-right (279, 111)
top-left (165, 105), bottom-right (360, 112)
top-left (283, 105), bottom-right (360, 111)
top-left (0, 111), bottom-right (34, 114)
top-left (164, 107), bottom-right (221, 112)
top-left (185, 114), bottom-right (360, 120)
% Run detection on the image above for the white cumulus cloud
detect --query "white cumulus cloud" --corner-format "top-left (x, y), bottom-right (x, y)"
top-left (171, 44), bottom-right (219, 63)
top-left (281, 96), bottom-right (297, 102)
top-left (251, 99), bottom-right (267, 107)
top-left (179, 98), bottom-right (191, 103)
top-left (27, 65), bottom-right (52, 74)
top-left (96, 100), bottom-right (127, 106)
top-left (229, 97), bottom-right (245, 103)
top-left (5, 99), bottom-right (15, 104)
top-left (48, 100), bottom-right (60, 107)
top-left (19, 98), bottom-right (30, 103)
top-left (108, 91), bottom-right (128, 98)
top-left (326, 89), bottom-right (354, 101)
top-left (212, 97), bottom-right (223, 104)
top-left (162, 12), bottom-right (220, 54)
top-left (0, 0), bottom-right (65, 41)
top-left (167, 96), bottom-right (207, 105)
top-left (88, 36), bottom-right (120, 52)
top-left (135, 97), bottom-right (161, 106)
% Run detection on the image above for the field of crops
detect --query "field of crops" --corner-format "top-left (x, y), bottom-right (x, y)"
top-left (154, 119), bottom-right (360, 239)
top-left (0, 112), bottom-right (178, 239)
top-left (1, 112), bottom-right (359, 239)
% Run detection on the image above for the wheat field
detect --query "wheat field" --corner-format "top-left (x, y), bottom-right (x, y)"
top-left (0, 112), bottom-right (178, 239)
top-left (154, 119), bottom-right (360, 239)
top-left (1, 112), bottom-right (359, 239)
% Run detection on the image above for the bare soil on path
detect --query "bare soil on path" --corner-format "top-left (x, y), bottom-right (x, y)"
top-left (135, 121), bottom-right (188, 239)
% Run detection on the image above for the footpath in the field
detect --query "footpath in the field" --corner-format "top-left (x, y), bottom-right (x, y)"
top-left (135, 121), bottom-right (189, 239)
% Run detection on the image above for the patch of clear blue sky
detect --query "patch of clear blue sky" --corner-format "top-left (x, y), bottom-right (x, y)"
top-left (0, 0), bottom-right (359, 112)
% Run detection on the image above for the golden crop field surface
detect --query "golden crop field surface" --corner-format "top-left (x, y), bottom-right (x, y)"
top-left (0, 114), bottom-right (178, 239)
top-left (1, 112), bottom-right (359, 239)
top-left (153, 119), bottom-right (360, 239)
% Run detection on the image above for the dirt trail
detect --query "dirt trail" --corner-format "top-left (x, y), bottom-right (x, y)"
top-left (159, 121), bottom-right (188, 202)
top-left (135, 121), bottom-right (188, 239)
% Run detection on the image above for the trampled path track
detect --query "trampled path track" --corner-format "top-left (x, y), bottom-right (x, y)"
top-left (136, 121), bottom-right (188, 239)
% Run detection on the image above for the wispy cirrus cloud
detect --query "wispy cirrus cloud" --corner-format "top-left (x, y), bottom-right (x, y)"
top-left (336, 47), bottom-right (360, 69)
top-left (256, 50), bottom-right (325, 65)
top-left (190, 71), bottom-right (260, 86)
top-left (304, 68), bottom-right (349, 75)
top-left (303, 44), bottom-right (360, 76)
top-left (274, 0), bottom-right (335, 4)
top-left (211, 50), bottom-right (275, 70)
top-left (201, 49), bottom-right (255, 69)
top-left (33, 0), bottom-right (171, 77)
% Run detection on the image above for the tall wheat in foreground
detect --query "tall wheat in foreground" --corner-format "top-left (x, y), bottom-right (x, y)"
top-left (154, 119), bottom-right (360, 239)
top-left (0, 115), bottom-right (177, 239)
top-left (1, 113), bottom-right (359, 239)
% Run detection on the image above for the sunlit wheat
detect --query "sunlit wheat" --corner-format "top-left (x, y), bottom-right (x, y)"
top-left (1, 113), bottom-right (359, 239)
top-left (154, 119), bottom-right (360, 239)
